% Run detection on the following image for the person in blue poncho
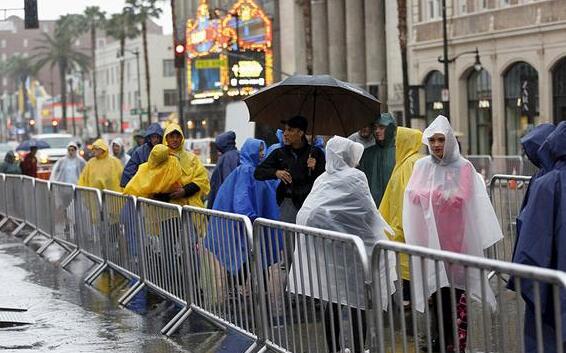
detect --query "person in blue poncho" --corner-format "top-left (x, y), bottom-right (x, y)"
top-left (208, 131), bottom-right (239, 209)
top-left (313, 135), bottom-right (325, 155)
top-left (266, 129), bottom-right (283, 156)
top-left (512, 121), bottom-right (566, 353)
top-left (205, 138), bottom-right (281, 289)
top-left (120, 123), bottom-right (163, 187)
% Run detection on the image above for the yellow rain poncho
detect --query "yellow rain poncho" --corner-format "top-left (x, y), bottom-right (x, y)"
top-left (123, 144), bottom-right (183, 198)
top-left (163, 123), bottom-right (210, 207)
top-left (379, 127), bottom-right (423, 279)
top-left (78, 139), bottom-right (123, 192)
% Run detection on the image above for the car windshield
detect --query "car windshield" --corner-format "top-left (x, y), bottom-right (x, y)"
top-left (38, 137), bottom-right (72, 149)
top-left (0, 144), bottom-right (12, 152)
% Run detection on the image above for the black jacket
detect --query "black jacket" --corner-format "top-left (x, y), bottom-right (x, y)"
top-left (254, 143), bottom-right (325, 209)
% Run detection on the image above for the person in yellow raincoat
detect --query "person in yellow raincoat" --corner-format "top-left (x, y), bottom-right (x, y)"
top-left (123, 144), bottom-right (183, 199)
top-left (379, 127), bottom-right (423, 298)
top-left (162, 123), bottom-right (210, 207)
top-left (78, 138), bottom-right (123, 191)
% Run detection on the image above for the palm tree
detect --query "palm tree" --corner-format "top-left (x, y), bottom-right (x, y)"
top-left (106, 11), bottom-right (139, 133)
top-left (2, 55), bottom-right (37, 119)
top-left (84, 7), bottom-right (106, 137)
top-left (125, 0), bottom-right (162, 126)
top-left (33, 16), bottom-right (90, 132)
top-left (398, 0), bottom-right (411, 127)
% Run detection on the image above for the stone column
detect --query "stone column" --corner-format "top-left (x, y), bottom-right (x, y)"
top-left (346, 0), bottom-right (366, 86)
top-left (327, 0), bottom-right (347, 80)
top-left (365, 0), bottom-right (386, 98)
top-left (311, 0), bottom-right (329, 74)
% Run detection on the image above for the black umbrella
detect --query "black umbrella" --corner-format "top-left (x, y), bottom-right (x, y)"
top-left (243, 74), bottom-right (380, 136)
top-left (16, 139), bottom-right (50, 151)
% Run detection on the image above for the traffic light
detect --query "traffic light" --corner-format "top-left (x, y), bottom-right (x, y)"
top-left (174, 42), bottom-right (185, 68)
top-left (24, 0), bottom-right (39, 29)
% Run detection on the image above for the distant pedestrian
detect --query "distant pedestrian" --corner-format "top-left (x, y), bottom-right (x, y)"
top-left (266, 129), bottom-right (283, 156)
top-left (512, 121), bottom-right (566, 353)
top-left (0, 151), bottom-right (21, 175)
top-left (127, 129), bottom-right (145, 156)
top-left (358, 113), bottom-right (397, 207)
top-left (163, 123), bottom-right (210, 207)
top-left (120, 123), bottom-right (163, 187)
top-left (379, 127), bottom-right (423, 292)
top-left (78, 139), bottom-right (123, 191)
top-left (289, 136), bottom-right (396, 353)
top-left (348, 123), bottom-right (376, 149)
top-left (403, 115), bottom-right (502, 352)
top-left (20, 146), bottom-right (38, 178)
top-left (50, 141), bottom-right (86, 184)
top-left (208, 130), bottom-right (239, 209)
top-left (111, 137), bottom-right (131, 166)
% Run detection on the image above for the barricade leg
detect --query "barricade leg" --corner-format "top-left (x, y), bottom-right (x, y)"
top-left (0, 217), bottom-right (9, 229)
top-left (10, 222), bottom-right (26, 237)
top-left (22, 230), bottom-right (39, 245)
top-left (120, 282), bottom-right (146, 307)
top-left (85, 262), bottom-right (108, 285)
top-left (161, 306), bottom-right (192, 336)
top-left (60, 249), bottom-right (81, 268)
top-left (36, 238), bottom-right (55, 255)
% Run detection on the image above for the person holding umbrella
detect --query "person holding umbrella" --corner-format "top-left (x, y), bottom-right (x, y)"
top-left (20, 145), bottom-right (38, 178)
top-left (254, 115), bottom-right (325, 225)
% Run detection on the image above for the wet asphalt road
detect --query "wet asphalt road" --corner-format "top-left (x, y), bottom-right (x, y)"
top-left (0, 225), bottom-right (226, 353)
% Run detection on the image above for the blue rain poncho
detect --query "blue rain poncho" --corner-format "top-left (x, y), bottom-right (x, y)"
top-left (120, 123), bottom-right (163, 187)
top-left (266, 129), bottom-right (284, 156)
top-left (204, 138), bottom-right (281, 273)
top-left (208, 131), bottom-right (239, 209)
top-left (512, 121), bottom-right (566, 353)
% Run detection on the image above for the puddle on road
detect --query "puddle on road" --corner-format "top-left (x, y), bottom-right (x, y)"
top-left (0, 230), bottom-right (222, 353)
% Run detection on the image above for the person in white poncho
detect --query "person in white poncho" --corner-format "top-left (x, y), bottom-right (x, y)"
top-left (289, 136), bottom-right (396, 353)
top-left (111, 137), bottom-right (131, 166)
top-left (50, 141), bottom-right (86, 184)
top-left (403, 115), bottom-right (502, 352)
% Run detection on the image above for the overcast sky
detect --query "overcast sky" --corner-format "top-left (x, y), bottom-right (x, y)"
top-left (1, 0), bottom-right (173, 34)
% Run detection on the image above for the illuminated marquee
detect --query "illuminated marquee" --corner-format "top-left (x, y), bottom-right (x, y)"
top-left (185, 0), bottom-right (273, 103)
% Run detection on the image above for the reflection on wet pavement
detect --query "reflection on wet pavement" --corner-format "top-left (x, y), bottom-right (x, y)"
top-left (0, 229), bottom-right (223, 353)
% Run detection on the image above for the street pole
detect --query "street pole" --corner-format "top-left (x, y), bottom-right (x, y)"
top-left (171, 0), bottom-right (185, 135)
top-left (442, 0), bottom-right (450, 118)
top-left (69, 78), bottom-right (76, 136)
top-left (134, 50), bottom-right (143, 129)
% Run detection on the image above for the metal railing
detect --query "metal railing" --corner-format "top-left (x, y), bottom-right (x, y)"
top-left (50, 181), bottom-right (77, 249)
top-left (2, 172), bottom-right (565, 353)
top-left (5, 175), bottom-right (24, 223)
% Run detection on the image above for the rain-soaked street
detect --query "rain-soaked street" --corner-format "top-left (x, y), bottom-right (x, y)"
top-left (0, 225), bottom-right (248, 353)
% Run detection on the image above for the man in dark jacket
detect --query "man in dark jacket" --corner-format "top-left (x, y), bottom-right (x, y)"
top-left (208, 130), bottom-right (240, 208)
top-left (127, 129), bottom-right (146, 156)
top-left (254, 115), bottom-right (325, 224)
top-left (20, 146), bottom-right (38, 178)
top-left (120, 123), bottom-right (163, 187)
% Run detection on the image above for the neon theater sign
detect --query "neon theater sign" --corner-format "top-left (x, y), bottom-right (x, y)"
top-left (185, 0), bottom-right (273, 105)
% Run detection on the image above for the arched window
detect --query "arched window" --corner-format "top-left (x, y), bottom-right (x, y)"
top-left (424, 70), bottom-right (445, 125)
top-left (503, 62), bottom-right (539, 154)
top-left (467, 69), bottom-right (492, 155)
top-left (552, 57), bottom-right (566, 124)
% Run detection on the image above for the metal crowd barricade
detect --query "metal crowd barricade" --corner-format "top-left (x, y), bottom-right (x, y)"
top-left (0, 174), bottom-right (7, 227)
top-left (253, 218), bottom-right (372, 353)
top-left (371, 240), bottom-right (566, 353)
top-left (4, 175), bottom-right (24, 223)
top-left (182, 206), bottom-right (257, 341)
top-left (203, 163), bottom-right (216, 178)
top-left (522, 156), bottom-right (539, 176)
top-left (488, 174), bottom-right (531, 264)
top-left (492, 155), bottom-right (524, 176)
top-left (135, 199), bottom-right (188, 313)
top-left (102, 191), bottom-right (141, 282)
top-left (74, 186), bottom-right (105, 276)
top-left (466, 155), bottom-right (493, 182)
top-left (25, 178), bottom-right (52, 245)
top-left (21, 176), bottom-right (37, 229)
top-left (48, 181), bottom-right (77, 251)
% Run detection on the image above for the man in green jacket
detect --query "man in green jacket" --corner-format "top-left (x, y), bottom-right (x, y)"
top-left (358, 113), bottom-right (397, 207)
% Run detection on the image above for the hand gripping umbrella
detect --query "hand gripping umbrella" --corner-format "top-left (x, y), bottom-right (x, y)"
top-left (243, 74), bottom-right (380, 137)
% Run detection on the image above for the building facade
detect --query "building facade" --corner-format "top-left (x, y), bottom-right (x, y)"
top-left (86, 30), bottom-right (177, 134)
top-left (407, 0), bottom-right (566, 155)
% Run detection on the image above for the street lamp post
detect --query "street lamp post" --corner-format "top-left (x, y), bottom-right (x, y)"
top-left (68, 77), bottom-right (76, 136)
top-left (119, 49), bottom-right (143, 129)
top-left (438, 0), bottom-right (482, 120)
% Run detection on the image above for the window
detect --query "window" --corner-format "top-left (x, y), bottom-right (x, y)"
top-left (425, 0), bottom-right (442, 20)
top-left (127, 62), bottom-right (131, 81)
top-left (23, 39), bottom-right (28, 48)
top-left (459, 0), bottom-right (467, 14)
top-left (2, 77), bottom-right (7, 86)
top-left (112, 94), bottom-right (115, 111)
top-left (1, 53), bottom-right (6, 60)
top-left (0, 39), bottom-right (6, 48)
top-left (163, 89), bottom-right (177, 106)
top-left (163, 59), bottom-right (175, 77)
top-left (477, 0), bottom-right (488, 10)
top-left (128, 91), bottom-right (131, 106)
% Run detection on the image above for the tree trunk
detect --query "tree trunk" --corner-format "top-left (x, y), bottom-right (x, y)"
top-left (59, 61), bottom-right (67, 131)
top-left (142, 20), bottom-right (151, 126)
top-left (119, 37), bottom-right (125, 133)
top-left (91, 25), bottom-right (101, 137)
top-left (398, 0), bottom-right (411, 127)
top-left (301, 0), bottom-right (313, 75)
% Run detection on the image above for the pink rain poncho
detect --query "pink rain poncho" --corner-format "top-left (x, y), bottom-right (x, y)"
top-left (402, 115), bottom-right (503, 312)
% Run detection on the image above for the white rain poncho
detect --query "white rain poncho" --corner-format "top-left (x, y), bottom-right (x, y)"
top-left (50, 141), bottom-right (87, 184)
top-left (112, 137), bottom-right (131, 166)
top-left (403, 115), bottom-right (503, 312)
top-left (289, 136), bottom-right (396, 309)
